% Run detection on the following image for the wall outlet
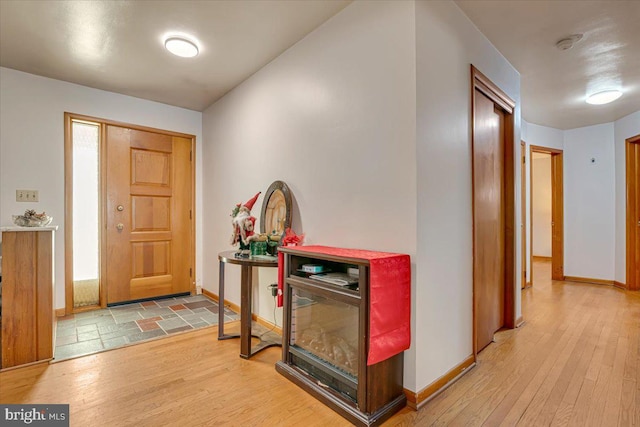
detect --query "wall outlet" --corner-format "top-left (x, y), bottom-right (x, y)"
top-left (16, 190), bottom-right (39, 202)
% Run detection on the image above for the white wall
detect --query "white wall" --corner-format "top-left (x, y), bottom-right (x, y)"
top-left (532, 155), bottom-right (552, 257)
top-left (564, 123), bottom-right (615, 280)
top-left (202, 0), bottom-right (418, 386)
top-left (0, 67), bottom-right (203, 309)
top-left (614, 111), bottom-right (640, 283)
top-left (415, 0), bottom-right (520, 391)
top-left (526, 122), bottom-right (564, 151)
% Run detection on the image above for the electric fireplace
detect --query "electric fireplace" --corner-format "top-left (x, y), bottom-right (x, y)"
top-left (276, 246), bottom-right (410, 427)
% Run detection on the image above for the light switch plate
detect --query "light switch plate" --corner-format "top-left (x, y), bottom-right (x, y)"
top-left (16, 190), bottom-right (39, 202)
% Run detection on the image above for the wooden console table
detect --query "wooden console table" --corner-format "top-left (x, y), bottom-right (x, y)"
top-left (217, 250), bottom-right (281, 359)
top-left (1, 226), bottom-right (57, 370)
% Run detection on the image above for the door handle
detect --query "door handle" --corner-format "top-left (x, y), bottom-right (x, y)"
top-left (116, 223), bottom-right (124, 231)
top-left (117, 205), bottom-right (124, 212)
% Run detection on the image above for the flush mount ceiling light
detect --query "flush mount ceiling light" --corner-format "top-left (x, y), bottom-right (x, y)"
top-left (164, 36), bottom-right (199, 58)
top-left (586, 90), bottom-right (623, 105)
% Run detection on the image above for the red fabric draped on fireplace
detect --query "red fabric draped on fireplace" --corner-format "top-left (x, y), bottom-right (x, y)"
top-left (277, 251), bottom-right (285, 307)
top-left (277, 245), bottom-right (411, 365)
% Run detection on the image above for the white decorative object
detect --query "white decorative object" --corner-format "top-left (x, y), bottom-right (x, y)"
top-left (12, 209), bottom-right (53, 227)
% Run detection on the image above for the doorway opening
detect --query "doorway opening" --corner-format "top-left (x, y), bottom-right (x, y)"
top-left (531, 151), bottom-right (552, 280)
top-left (529, 145), bottom-right (563, 286)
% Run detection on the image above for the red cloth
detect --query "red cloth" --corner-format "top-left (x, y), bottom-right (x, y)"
top-left (277, 251), bottom-right (284, 307)
top-left (282, 245), bottom-right (411, 365)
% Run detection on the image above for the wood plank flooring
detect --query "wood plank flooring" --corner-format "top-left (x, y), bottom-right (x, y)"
top-left (389, 261), bottom-right (640, 426)
top-left (1, 260), bottom-right (638, 426)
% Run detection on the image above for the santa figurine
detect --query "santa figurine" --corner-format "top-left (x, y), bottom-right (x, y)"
top-left (230, 192), bottom-right (261, 257)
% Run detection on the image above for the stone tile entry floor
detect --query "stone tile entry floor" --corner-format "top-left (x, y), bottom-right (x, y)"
top-left (54, 294), bottom-right (240, 361)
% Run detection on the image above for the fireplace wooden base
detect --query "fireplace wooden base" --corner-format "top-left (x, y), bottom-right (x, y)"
top-left (276, 360), bottom-right (406, 427)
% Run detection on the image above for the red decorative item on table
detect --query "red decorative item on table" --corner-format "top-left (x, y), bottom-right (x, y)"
top-left (277, 228), bottom-right (304, 307)
top-left (282, 227), bottom-right (304, 246)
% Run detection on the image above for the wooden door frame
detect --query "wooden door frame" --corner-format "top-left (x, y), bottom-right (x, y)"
top-left (64, 112), bottom-right (196, 315)
top-left (529, 145), bottom-right (564, 286)
top-left (471, 65), bottom-right (516, 357)
top-left (521, 141), bottom-right (528, 289)
top-left (626, 134), bottom-right (640, 291)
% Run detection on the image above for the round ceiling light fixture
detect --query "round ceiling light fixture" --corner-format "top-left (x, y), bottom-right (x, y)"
top-left (164, 36), bottom-right (199, 58)
top-left (586, 90), bottom-right (623, 105)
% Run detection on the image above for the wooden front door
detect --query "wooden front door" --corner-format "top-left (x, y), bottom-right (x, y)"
top-left (106, 125), bottom-right (192, 304)
top-left (627, 136), bottom-right (640, 291)
top-left (473, 89), bottom-right (506, 352)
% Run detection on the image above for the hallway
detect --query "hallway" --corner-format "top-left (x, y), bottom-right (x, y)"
top-left (398, 260), bottom-right (640, 425)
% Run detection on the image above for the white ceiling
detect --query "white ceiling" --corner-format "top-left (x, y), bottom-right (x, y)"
top-left (0, 0), bottom-right (350, 112)
top-left (1, 1), bottom-right (637, 129)
top-left (456, 0), bottom-right (640, 130)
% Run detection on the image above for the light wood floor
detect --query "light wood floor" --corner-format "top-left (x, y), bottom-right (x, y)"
top-left (1, 261), bottom-right (638, 426)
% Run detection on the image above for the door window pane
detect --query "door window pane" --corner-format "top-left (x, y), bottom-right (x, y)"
top-left (72, 121), bottom-right (100, 307)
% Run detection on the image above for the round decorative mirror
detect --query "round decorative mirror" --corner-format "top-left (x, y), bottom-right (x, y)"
top-left (260, 180), bottom-right (292, 237)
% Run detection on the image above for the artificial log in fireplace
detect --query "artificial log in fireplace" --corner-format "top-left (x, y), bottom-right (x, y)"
top-left (276, 246), bottom-right (410, 427)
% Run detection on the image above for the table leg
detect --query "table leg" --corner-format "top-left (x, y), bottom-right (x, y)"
top-left (218, 259), bottom-right (239, 341)
top-left (240, 265), bottom-right (252, 359)
top-left (218, 260), bottom-right (225, 338)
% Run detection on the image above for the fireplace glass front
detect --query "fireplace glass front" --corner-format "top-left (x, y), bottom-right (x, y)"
top-left (289, 286), bottom-right (360, 401)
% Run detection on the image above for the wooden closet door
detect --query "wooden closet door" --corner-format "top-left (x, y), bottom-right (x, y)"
top-left (106, 126), bottom-right (192, 304)
top-left (628, 139), bottom-right (640, 290)
top-left (473, 89), bottom-right (507, 352)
